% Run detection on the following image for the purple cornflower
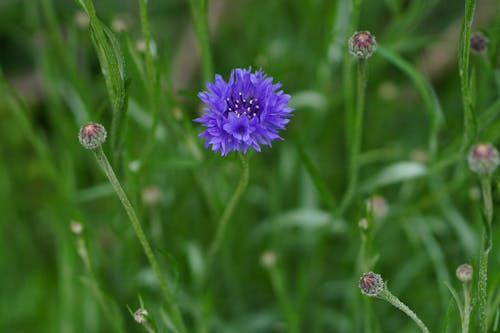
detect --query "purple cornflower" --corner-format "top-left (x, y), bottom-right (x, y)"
top-left (195, 68), bottom-right (293, 156)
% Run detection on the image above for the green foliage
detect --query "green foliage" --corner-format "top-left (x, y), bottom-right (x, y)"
top-left (0, 0), bottom-right (499, 332)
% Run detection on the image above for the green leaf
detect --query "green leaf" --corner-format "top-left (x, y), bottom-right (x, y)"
top-left (361, 161), bottom-right (427, 191)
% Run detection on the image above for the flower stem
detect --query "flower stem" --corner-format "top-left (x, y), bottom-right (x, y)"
top-left (377, 289), bottom-right (430, 333)
top-left (207, 153), bottom-right (250, 265)
top-left (478, 176), bottom-right (494, 333)
top-left (478, 232), bottom-right (489, 333)
top-left (340, 58), bottom-right (367, 214)
top-left (458, 0), bottom-right (478, 149)
top-left (462, 281), bottom-right (472, 333)
top-left (92, 147), bottom-right (187, 333)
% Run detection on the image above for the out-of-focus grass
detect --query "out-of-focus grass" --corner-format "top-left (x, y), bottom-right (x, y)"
top-left (0, 0), bottom-right (499, 332)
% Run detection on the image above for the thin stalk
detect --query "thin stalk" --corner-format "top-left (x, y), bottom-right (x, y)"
top-left (207, 153), bottom-right (249, 265)
top-left (480, 177), bottom-right (493, 225)
top-left (138, 0), bottom-right (161, 163)
top-left (296, 140), bottom-right (336, 212)
top-left (340, 59), bottom-right (367, 214)
top-left (458, 0), bottom-right (478, 148)
top-left (478, 176), bottom-right (494, 333)
top-left (189, 0), bottom-right (213, 83)
top-left (75, 232), bottom-right (125, 332)
top-left (478, 232), bottom-right (489, 333)
top-left (268, 266), bottom-right (300, 333)
top-left (91, 147), bottom-right (187, 333)
top-left (462, 281), bottom-right (472, 333)
top-left (377, 289), bottom-right (430, 333)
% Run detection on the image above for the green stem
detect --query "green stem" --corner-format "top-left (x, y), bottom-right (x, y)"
top-left (92, 147), bottom-right (187, 333)
top-left (478, 231), bottom-right (489, 333)
top-left (137, 0), bottom-right (161, 162)
top-left (377, 289), bottom-right (430, 333)
top-left (268, 266), bottom-right (300, 333)
top-left (296, 140), bottom-right (336, 212)
top-left (462, 282), bottom-right (471, 333)
top-left (481, 177), bottom-right (493, 227)
top-left (189, 0), bottom-right (213, 83)
top-left (207, 153), bottom-right (250, 265)
top-left (478, 177), bottom-right (493, 333)
top-left (340, 59), bottom-right (367, 214)
top-left (458, 0), bottom-right (478, 149)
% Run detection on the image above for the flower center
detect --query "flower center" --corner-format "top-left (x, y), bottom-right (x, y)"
top-left (225, 92), bottom-right (260, 120)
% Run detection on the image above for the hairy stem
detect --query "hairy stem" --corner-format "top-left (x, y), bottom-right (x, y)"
top-left (92, 147), bottom-right (187, 333)
top-left (478, 176), bottom-right (494, 333)
top-left (207, 153), bottom-right (250, 265)
top-left (340, 58), bottom-right (367, 214)
top-left (377, 289), bottom-right (430, 333)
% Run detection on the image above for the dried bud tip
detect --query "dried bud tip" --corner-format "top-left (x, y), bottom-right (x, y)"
top-left (456, 264), bottom-right (473, 283)
top-left (467, 143), bottom-right (499, 175)
top-left (133, 308), bottom-right (149, 324)
top-left (79, 122), bottom-right (107, 149)
top-left (260, 250), bottom-right (277, 269)
top-left (470, 32), bottom-right (488, 54)
top-left (359, 271), bottom-right (384, 296)
top-left (349, 31), bottom-right (377, 59)
top-left (70, 220), bottom-right (83, 235)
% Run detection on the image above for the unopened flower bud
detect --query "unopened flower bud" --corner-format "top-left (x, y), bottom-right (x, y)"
top-left (349, 31), bottom-right (377, 59)
top-left (74, 11), bottom-right (90, 29)
top-left (456, 264), bottom-right (473, 283)
top-left (142, 185), bottom-right (161, 206)
top-left (366, 195), bottom-right (388, 218)
top-left (358, 218), bottom-right (369, 231)
top-left (112, 16), bottom-right (129, 32)
top-left (133, 308), bottom-right (149, 324)
top-left (470, 32), bottom-right (488, 54)
top-left (359, 271), bottom-right (384, 296)
top-left (260, 250), bottom-right (277, 269)
top-left (70, 220), bottom-right (83, 235)
top-left (467, 143), bottom-right (499, 175)
top-left (78, 122), bottom-right (107, 149)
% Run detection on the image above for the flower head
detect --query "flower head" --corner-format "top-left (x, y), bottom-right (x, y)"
top-left (467, 143), bottom-right (499, 175)
top-left (195, 68), bottom-right (293, 156)
top-left (349, 31), bottom-right (377, 59)
top-left (359, 271), bottom-right (384, 296)
top-left (78, 122), bottom-right (107, 149)
top-left (470, 32), bottom-right (488, 54)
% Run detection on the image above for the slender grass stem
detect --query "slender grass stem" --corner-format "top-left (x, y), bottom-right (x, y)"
top-left (189, 0), bottom-right (213, 83)
top-left (137, 0), bottom-right (162, 165)
top-left (296, 140), bottom-right (336, 212)
top-left (458, 0), bottom-right (478, 149)
top-left (207, 153), bottom-right (249, 265)
top-left (377, 289), bottom-right (430, 333)
top-left (268, 265), bottom-right (300, 333)
top-left (91, 147), bottom-right (187, 333)
top-left (340, 59), bottom-right (367, 214)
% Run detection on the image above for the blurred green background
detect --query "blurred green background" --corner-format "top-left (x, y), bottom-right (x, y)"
top-left (0, 0), bottom-right (499, 332)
